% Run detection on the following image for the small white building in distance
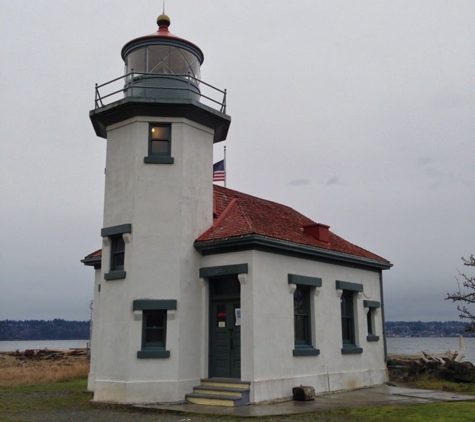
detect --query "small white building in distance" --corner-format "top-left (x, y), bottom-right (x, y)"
top-left (82, 13), bottom-right (392, 406)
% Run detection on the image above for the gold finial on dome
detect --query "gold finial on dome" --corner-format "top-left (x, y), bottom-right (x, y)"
top-left (157, 13), bottom-right (171, 28)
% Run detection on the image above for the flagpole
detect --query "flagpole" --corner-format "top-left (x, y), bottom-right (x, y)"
top-left (224, 145), bottom-right (227, 188)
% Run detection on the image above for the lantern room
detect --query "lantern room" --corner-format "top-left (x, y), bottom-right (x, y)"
top-left (121, 14), bottom-right (203, 100)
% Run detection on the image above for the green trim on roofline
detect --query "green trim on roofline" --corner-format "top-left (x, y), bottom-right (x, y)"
top-left (336, 280), bottom-right (363, 292)
top-left (199, 263), bottom-right (248, 278)
top-left (288, 274), bottom-right (322, 287)
top-left (194, 235), bottom-right (392, 270)
top-left (81, 256), bottom-right (101, 269)
top-left (90, 98), bottom-right (231, 144)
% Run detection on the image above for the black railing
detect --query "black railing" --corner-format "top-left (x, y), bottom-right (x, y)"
top-left (94, 72), bottom-right (227, 113)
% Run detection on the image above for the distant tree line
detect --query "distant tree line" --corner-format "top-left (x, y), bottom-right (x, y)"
top-left (385, 320), bottom-right (474, 338)
top-left (0, 319), bottom-right (90, 341)
top-left (1, 319), bottom-right (473, 341)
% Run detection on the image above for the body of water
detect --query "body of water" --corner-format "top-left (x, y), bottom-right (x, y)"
top-left (386, 337), bottom-right (475, 362)
top-left (1, 337), bottom-right (473, 363)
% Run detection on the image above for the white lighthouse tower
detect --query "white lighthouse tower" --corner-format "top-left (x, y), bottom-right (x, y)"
top-left (87, 13), bottom-right (230, 403)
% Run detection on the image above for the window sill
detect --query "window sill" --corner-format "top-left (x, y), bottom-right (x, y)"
top-left (293, 347), bottom-right (320, 357)
top-left (367, 335), bottom-right (380, 342)
top-left (144, 156), bottom-right (174, 164)
top-left (341, 346), bottom-right (363, 355)
top-left (137, 350), bottom-right (170, 359)
top-left (104, 270), bottom-right (126, 280)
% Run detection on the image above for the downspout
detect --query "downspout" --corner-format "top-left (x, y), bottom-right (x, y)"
top-left (379, 270), bottom-right (388, 362)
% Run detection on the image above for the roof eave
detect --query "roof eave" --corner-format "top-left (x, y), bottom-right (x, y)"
top-left (90, 97), bottom-right (230, 143)
top-left (194, 234), bottom-right (392, 270)
top-left (81, 257), bottom-right (102, 268)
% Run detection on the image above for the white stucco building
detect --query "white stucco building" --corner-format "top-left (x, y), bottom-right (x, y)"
top-left (82, 13), bottom-right (392, 406)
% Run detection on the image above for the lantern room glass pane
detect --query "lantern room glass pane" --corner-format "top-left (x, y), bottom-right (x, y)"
top-left (124, 45), bottom-right (200, 81)
top-left (167, 48), bottom-right (190, 75)
top-left (127, 49), bottom-right (145, 73)
top-left (180, 49), bottom-right (201, 79)
top-left (147, 45), bottom-right (173, 74)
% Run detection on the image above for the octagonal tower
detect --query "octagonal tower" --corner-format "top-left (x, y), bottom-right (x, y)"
top-left (87, 13), bottom-right (231, 403)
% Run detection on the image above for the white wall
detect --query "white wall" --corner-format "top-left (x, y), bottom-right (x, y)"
top-left (87, 267), bottom-right (102, 392)
top-left (201, 250), bottom-right (387, 403)
top-left (91, 116), bottom-right (215, 403)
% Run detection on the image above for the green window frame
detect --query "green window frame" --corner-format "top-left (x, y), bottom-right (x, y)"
top-left (336, 280), bottom-right (363, 354)
top-left (289, 274), bottom-right (321, 356)
top-left (133, 299), bottom-right (177, 358)
top-left (143, 310), bottom-right (166, 349)
top-left (144, 123), bottom-right (174, 164)
top-left (294, 284), bottom-right (311, 347)
top-left (341, 290), bottom-right (356, 346)
top-left (101, 224), bottom-right (131, 280)
top-left (364, 300), bottom-right (380, 342)
top-left (110, 234), bottom-right (125, 271)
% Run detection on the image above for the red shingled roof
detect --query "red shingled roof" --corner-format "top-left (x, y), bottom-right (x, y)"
top-left (196, 185), bottom-right (390, 264)
top-left (84, 249), bottom-right (102, 260)
top-left (83, 186), bottom-right (390, 266)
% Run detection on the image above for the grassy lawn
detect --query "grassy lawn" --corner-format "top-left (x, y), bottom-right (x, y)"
top-left (403, 374), bottom-right (475, 396)
top-left (0, 378), bottom-right (92, 413)
top-left (311, 402), bottom-right (475, 422)
top-left (0, 377), bottom-right (474, 422)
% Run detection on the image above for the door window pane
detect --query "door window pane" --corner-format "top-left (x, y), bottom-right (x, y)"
top-left (210, 276), bottom-right (240, 297)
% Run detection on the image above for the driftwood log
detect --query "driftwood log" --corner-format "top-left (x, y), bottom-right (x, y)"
top-left (387, 336), bottom-right (474, 383)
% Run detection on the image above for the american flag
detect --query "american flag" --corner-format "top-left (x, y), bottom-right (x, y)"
top-left (213, 160), bottom-right (225, 182)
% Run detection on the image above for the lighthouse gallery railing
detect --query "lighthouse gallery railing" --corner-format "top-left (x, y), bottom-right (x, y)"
top-left (94, 72), bottom-right (227, 113)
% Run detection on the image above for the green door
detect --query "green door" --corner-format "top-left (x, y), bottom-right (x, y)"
top-left (209, 277), bottom-right (241, 379)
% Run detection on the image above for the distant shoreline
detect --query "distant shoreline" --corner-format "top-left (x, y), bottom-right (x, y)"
top-left (1, 319), bottom-right (473, 341)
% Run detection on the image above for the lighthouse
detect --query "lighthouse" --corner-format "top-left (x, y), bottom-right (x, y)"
top-left (87, 14), bottom-right (231, 403)
top-left (84, 11), bottom-right (392, 408)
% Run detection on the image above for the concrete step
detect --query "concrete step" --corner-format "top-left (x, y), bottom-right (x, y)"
top-left (193, 385), bottom-right (249, 397)
top-left (185, 392), bottom-right (243, 407)
top-left (199, 378), bottom-right (251, 389)
top-left (186, 378), bottom-right (250, 407)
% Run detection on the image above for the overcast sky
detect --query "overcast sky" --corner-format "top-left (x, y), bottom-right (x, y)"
top-left (1, 1), bottom-right (474, 323)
